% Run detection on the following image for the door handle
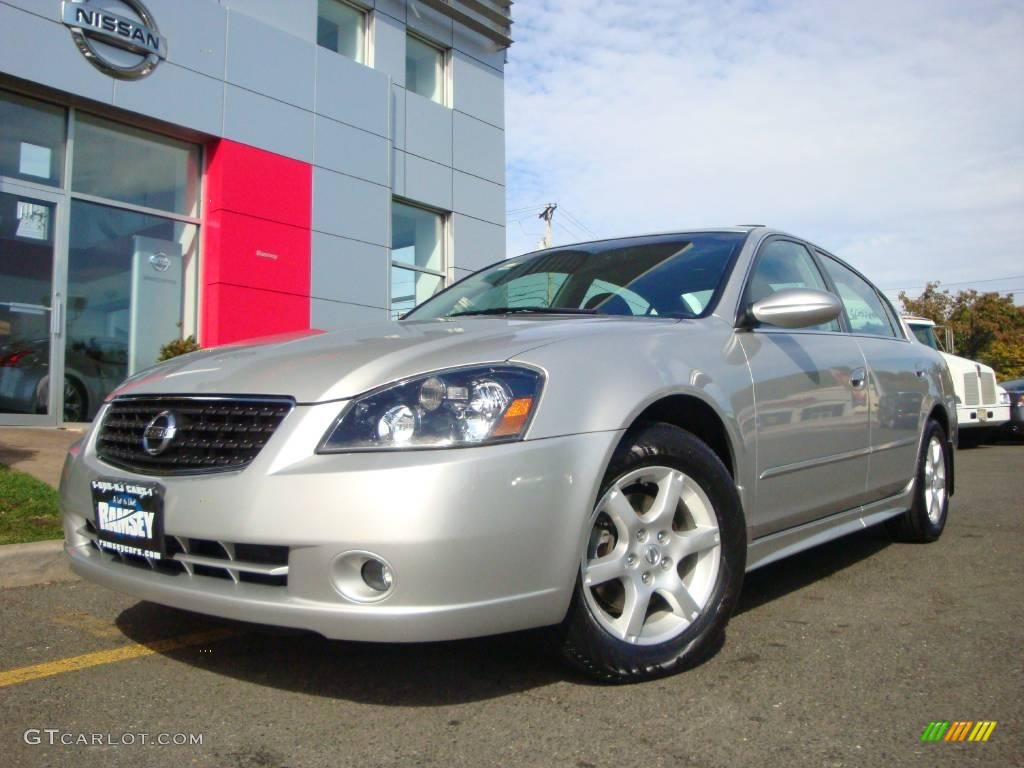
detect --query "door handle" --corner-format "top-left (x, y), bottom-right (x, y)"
top-left (850, 367), bottom-right (866, 390)
top-left (51, 294), bottom-right (63, 338)
top-left (914, 363), bottom-right (927, 378)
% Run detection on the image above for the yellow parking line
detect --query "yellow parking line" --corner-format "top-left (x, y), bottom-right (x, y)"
top-left (0, 628), bottom-right (239, 688)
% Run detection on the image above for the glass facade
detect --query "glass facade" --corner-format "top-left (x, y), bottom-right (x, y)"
top-left (72, 113), bottom-right (200, 216)
top-left (406, 35), bottom-right (445, 104)
top-left (0, 92), bottom-right (66, 188)
top-left (391, 201), bottom-right (445, 318)
top-left (0, 88), bottom-right (199, 424)
top-left (317, 0), bottom-right (366, 63)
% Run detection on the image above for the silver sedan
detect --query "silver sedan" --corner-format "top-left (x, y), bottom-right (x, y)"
top-left (60, 227), bottom-right (956, 682)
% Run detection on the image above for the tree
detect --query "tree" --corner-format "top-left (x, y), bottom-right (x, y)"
top-left (900, 282), bottom-right (1024, 379)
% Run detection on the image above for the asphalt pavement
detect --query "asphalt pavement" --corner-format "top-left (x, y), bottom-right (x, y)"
top-left (1, 443), bottom-right (1021, 768)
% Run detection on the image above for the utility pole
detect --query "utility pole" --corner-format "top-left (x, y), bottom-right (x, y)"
top-left (537, 203), bottom-right (557, 249)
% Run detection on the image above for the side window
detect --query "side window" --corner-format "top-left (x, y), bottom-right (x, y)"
top-left (746, 239), bottom-right (839, 331)
top-left (820, 257), bottom-right (897, 338)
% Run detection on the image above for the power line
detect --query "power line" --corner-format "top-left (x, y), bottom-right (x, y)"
top-left (559, 208), bottom-right (597, 237)
top-left (882, 273), bottom-right (1024, 291)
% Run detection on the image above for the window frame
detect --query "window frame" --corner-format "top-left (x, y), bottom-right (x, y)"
top-left (405, 32), bottom-right (449, 106)
top-left (738, 235), bottom-right (845, 334)
top-left (813, 249), bottom-right (907, 341)
top-left (316, 0), bottom-right (369, 64)
top-left (390, 199), bottom-right (448, 319)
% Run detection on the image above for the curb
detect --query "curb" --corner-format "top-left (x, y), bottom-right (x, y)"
top-left (0, 539), bottom-right (78, 589)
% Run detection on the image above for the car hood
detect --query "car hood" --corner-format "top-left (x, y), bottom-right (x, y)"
top-left (109, 317), bottom-right (665, 403)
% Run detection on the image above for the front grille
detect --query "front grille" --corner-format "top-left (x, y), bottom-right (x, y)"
top-left (97, 396), bottom-right (294, 475)
top-left (963, 373), bottom-right (980, 406)
top-left (84, 521), bottom-right (289, 587)
top-left (980, 372), bottom-right (996, 405)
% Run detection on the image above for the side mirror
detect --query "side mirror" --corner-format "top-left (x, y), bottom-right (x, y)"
top-left (743, 288), bottom-right (842, 329)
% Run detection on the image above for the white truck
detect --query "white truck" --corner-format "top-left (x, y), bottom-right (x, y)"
top-left (903, 315), bottom-right (1010, 445)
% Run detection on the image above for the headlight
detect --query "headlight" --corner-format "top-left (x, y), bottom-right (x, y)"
top-left (998, 391), bottom-right (1011, 406)
top-left (318, 365), bottom-right (544, 452)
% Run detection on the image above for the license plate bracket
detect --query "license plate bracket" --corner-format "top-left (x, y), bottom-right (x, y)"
top-left (91, 478), bottom-right (165, 559)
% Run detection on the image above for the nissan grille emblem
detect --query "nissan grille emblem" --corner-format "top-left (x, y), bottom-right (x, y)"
top-left (61, 0), bottom-right (167, 80)
top-left (142, 410), bottom-right (177, 456)
top-left (149, 252), bottom-right (171, 272)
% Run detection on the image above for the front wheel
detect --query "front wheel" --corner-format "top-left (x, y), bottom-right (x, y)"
top-left (557, 422), bottom-right (746, 683)
top-left (886, 419), bottom-right (950, 543)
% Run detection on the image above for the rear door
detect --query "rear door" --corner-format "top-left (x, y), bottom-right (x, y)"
top-left (817, 253), bottom-right (926, 501)
top-left (738, 238), bottom-right (871, 537)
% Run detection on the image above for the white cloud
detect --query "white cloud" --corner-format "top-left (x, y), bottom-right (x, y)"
top-left (503, 0), bottom-right (1024, 300)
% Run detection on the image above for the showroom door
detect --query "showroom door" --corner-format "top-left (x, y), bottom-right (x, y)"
top-left (0, 181), bottom-right (67, 426)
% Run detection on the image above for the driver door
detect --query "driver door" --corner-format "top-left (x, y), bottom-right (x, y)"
top-left (738, 238), bottom-right (871, 537)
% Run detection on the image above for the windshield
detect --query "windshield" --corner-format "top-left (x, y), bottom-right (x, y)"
top-left (909, 324), bottom-right (939, 350)
top-left (404, 232), bottom-right (747, 321)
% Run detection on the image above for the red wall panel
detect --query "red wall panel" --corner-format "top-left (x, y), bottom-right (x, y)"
top-left (202, 284), bottom-right (311, 346)
top-left (201, 140), bottom-right (312, 347)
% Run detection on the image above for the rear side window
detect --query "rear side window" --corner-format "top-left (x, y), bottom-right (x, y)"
top-left (819, 256), bottom-right (897, 338)
top-left (745, 239), bottom-right (839, 331)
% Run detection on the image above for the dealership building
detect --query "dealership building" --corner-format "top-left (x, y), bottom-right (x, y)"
top-left (0, 0), bottom-right (511, 426)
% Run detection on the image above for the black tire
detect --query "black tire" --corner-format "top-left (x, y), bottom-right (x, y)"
top-left (957, 431), bottom-right (979, 449)
top-left (62, 377), bottom-right (89, 422)
top-left (886, 419), bottom-right (950, 543)
top-left (557, 422), bottom-right (745, 683)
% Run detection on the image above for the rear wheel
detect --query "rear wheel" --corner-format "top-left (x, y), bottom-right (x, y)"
top-left (557, 422), bottom-right (745, 683)
top-left (886, 419), bottom-right (949, 542)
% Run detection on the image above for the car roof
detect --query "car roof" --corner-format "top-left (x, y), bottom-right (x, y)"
top-left (901, 315), bottom-right (936, 326)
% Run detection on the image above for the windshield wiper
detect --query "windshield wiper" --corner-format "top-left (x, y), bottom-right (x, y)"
top-left (449, 306), bottom-right (598, 317)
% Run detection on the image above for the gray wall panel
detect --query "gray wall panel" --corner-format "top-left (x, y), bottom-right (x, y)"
top-left (406, 0), bottom-right (453, 47)
top-left (313, 166), bottom-right (390, 246)
top-left (223, 84), bottom-right (314, 161)
top-left (453, 111), bottom-right (504, 184)
top-left (453, 171), bottom-right (504, 226)
top-left (392, 147), bottom-right (406, 197)
top-left (374, 0), bottom-right (407, 23)
top-left (226, 9), bottom-right (315, 110)
top-left (404, 152), bottom-right (452, 210)
top-left (372, 10), bottom-right (405, 87)
top-left (221, 0), bottom-right (317, 43)
top-left (314, 116), bottom-right (389, 186)
top-left (113, 62), bottom-right (224, 137)
top-left (311, 297), bottom-right (388, 329)
top-left (453, 26), bottom-right (506, 72)
top-left (390, 83), bottom-right (406, 150)
top-left (147, 0), bottom-right (227, 79)
top-left (0, 4), bottom-right (114, 105)
top-left (4, 0), bottom-right (59, 19)
top-left (405, 90), bottom-right (452, 166)
top-left (316, 47), bottom-right (389, 137)
top-left (311, 231), bottom-right (389, 307)
top-left (452, 51), bottom-right (503, 128)
top-left (452, 213), bottom-right (505, 272)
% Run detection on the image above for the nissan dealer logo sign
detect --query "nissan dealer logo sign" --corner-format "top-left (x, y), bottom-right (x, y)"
top-left (61, 0), bottom-right (167, 80)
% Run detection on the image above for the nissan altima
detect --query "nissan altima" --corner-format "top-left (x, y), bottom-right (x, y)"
top-left (60, 227), bottom-right (956, 682)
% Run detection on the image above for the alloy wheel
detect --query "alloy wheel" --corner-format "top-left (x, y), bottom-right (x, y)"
top-left (582, 465), bottom-right (722, 646)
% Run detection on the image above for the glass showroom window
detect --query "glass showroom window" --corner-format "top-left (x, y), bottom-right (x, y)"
top-left (406, 35), bottom-right (445, 103)
top-left (0, 90), bottom-right (201, 423)
top-left (0, 91), bottom-right (66, 187)
top-left (317, 0), bottom-right (366, 63)
top-left (391, 202), bottom-right (445, 318)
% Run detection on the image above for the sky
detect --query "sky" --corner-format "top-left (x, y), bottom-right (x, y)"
top-left (501, 0), bottom-right (1024, 304)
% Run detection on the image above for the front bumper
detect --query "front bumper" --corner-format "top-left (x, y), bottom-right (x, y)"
top-left (61, 401), bottom-right (621, 642)
top-left (957, 404), bottom-right (1010, 429)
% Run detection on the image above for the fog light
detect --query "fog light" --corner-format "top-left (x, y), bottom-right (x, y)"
top-left (330, 551), bottom-right (396, 602)
top-left (361, 558), bottom-right (393, 592)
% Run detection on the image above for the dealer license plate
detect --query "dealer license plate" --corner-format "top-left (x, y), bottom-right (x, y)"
top-left (91, 478), bottom-right (165, 559)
